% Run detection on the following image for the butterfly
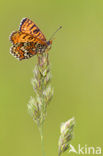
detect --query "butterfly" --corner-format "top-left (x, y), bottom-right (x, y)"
top-left (10, 18), bottom-right (62, 60)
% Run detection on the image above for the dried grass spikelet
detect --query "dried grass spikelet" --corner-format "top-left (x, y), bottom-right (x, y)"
top-left (28, 52), bottom-right (53, 126)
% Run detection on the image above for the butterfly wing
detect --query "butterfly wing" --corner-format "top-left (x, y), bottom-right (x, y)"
top-left (10, 31), bottom-right (45, 45)
top-left (20, 18), bottom-right (46, 41)
top-left (10, 31), bottom-right (40, 60)
top-left (10, 42), bottom-right (37, 60)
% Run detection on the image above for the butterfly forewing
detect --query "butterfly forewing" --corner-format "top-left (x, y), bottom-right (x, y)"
top-left (20, 18), bottom-right (46, 41)
top-left (10, 31), bottom-right (46, 45)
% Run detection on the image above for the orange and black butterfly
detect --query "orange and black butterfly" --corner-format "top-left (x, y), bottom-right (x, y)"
top-left (10, 18), bottom-right (62, 60)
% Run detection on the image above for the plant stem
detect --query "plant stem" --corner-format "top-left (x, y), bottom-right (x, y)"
top-left (39, 123), bottom-right (45, 156)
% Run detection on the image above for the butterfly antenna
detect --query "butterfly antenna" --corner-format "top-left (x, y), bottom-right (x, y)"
top-left (49, 26), bottom-right (62, 40)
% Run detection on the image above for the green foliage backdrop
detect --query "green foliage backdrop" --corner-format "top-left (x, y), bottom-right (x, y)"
top-left (0, 0), bottom-right (103, 156)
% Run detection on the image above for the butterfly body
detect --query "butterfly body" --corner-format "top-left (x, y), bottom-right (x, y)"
top-left (10, 18), bottom-right (52, 60)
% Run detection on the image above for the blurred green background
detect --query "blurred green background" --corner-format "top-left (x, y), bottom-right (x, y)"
top-left (0, 0), bottom-right (103, 156)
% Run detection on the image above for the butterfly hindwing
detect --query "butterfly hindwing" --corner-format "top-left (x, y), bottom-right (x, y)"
top-left (10, 42), bottom-right (37, 60)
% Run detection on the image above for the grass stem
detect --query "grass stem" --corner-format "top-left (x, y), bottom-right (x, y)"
top-left (39, 124), bottom-right (45, 156)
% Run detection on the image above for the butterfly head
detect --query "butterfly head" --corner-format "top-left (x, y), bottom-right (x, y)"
top-left (46, 40), bottom-right (52, 51)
